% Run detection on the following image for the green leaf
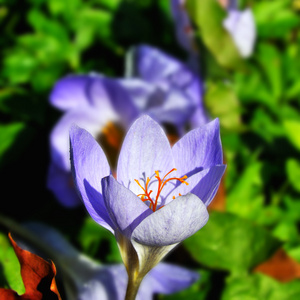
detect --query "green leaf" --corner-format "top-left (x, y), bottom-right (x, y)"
top-left (226, 162), bottom-right (264, 219)
top-left (222, 273), bottom-right (300, 300)
top-left (2, 50), bottom-right (38, 84)
top-left (283, 195), bottom-right (300, 223)
top-left (186, 0), bottom-right (244, 70)
top-left (286, 159), bottom-right (300, 192)
top-left (256, 43), bottom-right (282, 101)
top-left (93, 0), bottom-right (122, 11)
top-left (77, 217), bottom-right (122, 263)
top-left (283, 120), bottom-right (300, 150)
top-left (287, 246), bottom-right (300, 263)
top-left (73, 8), bottom-right (113, 41)
top-left (283, 45), bottom-right (300, 100)
top-left (183, 211), bottom-right (281, 273)
top-left (254, 0), bottom-right (300, 39)
top-left (250, 109), bottom-right (285, 143)
top-left (27, 9), bottom-right (69, 42)
top-left (272, 220), bottom-right (299, 243)
top-left (0, 232), bottom-right (24, 294)
top-left (204, 81), bottom-right (242, 132)
top-left (234, 64), bottom-right (274, 110)
top-left (47, 0), bottom-right (81, 16)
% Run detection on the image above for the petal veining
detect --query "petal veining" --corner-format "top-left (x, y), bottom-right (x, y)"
top-left (117, 115), bottom-right (175, 196)
top-left (132, 193), bottom-right (209, 246)
top-left (172, 118), bottom-right (223, 177)
top-left (102, 175), bottom-right (153, 237)
top-left (70, 125), bottom-right (113, 233)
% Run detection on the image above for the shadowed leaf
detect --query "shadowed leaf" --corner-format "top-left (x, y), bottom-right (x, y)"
top-left (0, 233), bottom-right (61, 300)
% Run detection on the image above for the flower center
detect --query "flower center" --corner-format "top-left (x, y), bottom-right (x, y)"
top-left (97, 121), bottom-right (125, 168)
top-left (134, 168), bottom-right (189, 212)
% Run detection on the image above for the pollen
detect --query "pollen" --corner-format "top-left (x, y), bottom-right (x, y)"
top-left (135, 168), bottom-right (189, 212)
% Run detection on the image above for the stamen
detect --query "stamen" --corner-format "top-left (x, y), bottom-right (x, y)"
top-left (134, 179), bottom-right (146, 193)
top-left (135, 169), bottom-right (189, 212)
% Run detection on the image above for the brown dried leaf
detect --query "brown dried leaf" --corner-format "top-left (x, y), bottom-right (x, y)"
top-left (0, 233), bottom-right (61, 300)
top-left (254, 248), bottom-right (300, 282)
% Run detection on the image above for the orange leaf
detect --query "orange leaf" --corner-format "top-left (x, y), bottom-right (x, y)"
top-left (0, 233), bottom-right (61, 300)
top-left (254, 248), bottom-right (300, 282)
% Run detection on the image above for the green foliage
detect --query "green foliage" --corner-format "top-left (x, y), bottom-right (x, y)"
top-left (226, 162), bottom-right (264, 220)
top-left (254, 0), bottom-right (300, 39)
top-left (184, 211), bottom-right (281, 273)
top-left (186, 0), bottom-right (244, 70)
top-left (1, 0), bottom-right (300, 299)
top-left (0, 233), bottom-right (24, 294)
top-left (284, 120), bottom-right (300, 151)
top-left (222, 273), bottom-right (300, 300)
top-left (204, 81), bottom-right (242, 132)
top-left (286, 159), bottom-right (300, 192)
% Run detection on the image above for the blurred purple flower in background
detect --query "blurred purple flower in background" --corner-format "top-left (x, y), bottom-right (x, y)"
top-left (170, 0), bottom-right (196, 53)
top-left (47, 45), bottom-right (207, 208)
top-left (221, 0), bottom-right (256, 58)
top-left (121, 45), bottom-right (208, 130)
top-left (171, 0), bottom-right (256, 58)
top-left (22, 222), bottom-right (199, 300)
top-left (70, 115), bottom-right (225, 290)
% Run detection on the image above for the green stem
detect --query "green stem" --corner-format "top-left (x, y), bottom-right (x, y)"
top-left (124, 275), bottom-right (143, 300)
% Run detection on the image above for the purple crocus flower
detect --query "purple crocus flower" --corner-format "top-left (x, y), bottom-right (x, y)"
top-left (121, 44), bottom-right (209, 130)
top-left (48, 46), bottom-right (208, 208)
top-left (171, 0), bottom-right (256, 58)
top-left (70, 115), bottom-right (225, 297)
top-left (22, 222), bottom-right (199, 300)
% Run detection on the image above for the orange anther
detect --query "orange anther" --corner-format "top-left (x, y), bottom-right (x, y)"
top-left (135, 169), bottom-right (189, 212)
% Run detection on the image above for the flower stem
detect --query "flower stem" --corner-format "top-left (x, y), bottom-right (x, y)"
top-left (125, 275), bottom-right (143, 300)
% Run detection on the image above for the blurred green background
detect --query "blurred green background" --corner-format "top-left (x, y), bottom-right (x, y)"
top-left (1, 0), bottom-right (300, 299)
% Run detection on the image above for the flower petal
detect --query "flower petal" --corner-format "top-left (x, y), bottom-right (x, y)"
top-left (227, 0), bottom-right (238, 10)
top-left (171, 0), bottom-right (195, 52)
top-left (172, 118), bottom-right (223, 177)
top-left (165, 165), bottom-right (226, 206)
top-left (146, 89), bottom-right (195, 127)
top-left (132, 193), bottom-right (209, 246)
top-left (50, 75), bottom-right (95, 111)
top-left (146, 262), bottom-right (199, 294)
top-left (224, 9), bottom-right (256, 58)
top-left (101, 175), bottom-right (153, 237)
top-left (91, 78), bottom-right (140, 128)
top-left (70, 125), bottom-right (114, 233)
top-left (50, 106), bottom-right (116, 170)
top-left (117, 115), bottom-right (175, 196)
top-left (118, 79), bottom-right (156, 111)
top-left (135, 45), bottom-right (184, 82)
top-left (47, 162), bottom-right (81, 207)
top-left (190, 165), bottom-right (226, 206)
